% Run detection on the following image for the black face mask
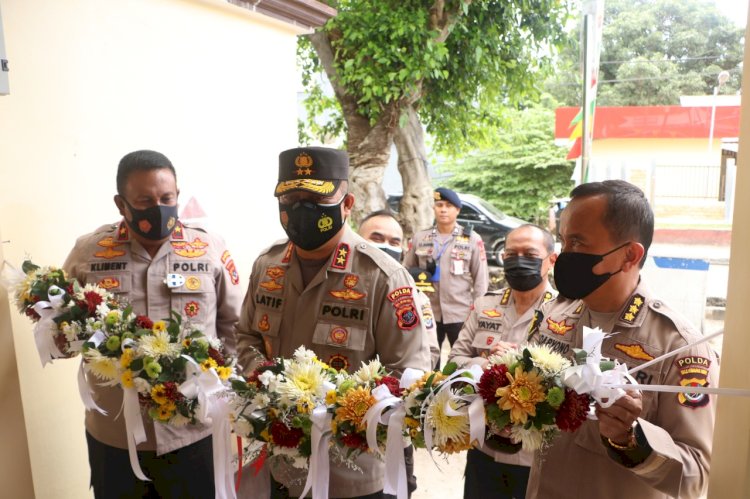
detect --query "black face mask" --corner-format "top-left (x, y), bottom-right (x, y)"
top-left (371, 242), bottom-right (402, 262)
top-left (123, 199), bottom-right (179, 240)
top-left (503, 255), bottom-right (544, 292)
top-left (553, 242), bottom-right (630, 300)
top-left (279, 197), bottom-right (345, 251)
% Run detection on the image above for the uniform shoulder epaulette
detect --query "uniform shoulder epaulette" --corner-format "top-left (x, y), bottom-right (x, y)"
top-left (462, 224), bottom-right (474, 237)
top-left (257, 238), bottom-right (291, 258)
top-left (484, 288), bottom-right (504, 296)
top-left (180, 221), bottom-right (208, 233)
top-left (646, 298), bottom-right (702, 343)
top-left (355, 241), bottom-right (401, 277)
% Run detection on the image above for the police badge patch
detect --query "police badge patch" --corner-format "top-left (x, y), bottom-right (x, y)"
top-left (387, 287), bottom-right (420, 331)
top-left (676, 356), bottom-right (711, 409)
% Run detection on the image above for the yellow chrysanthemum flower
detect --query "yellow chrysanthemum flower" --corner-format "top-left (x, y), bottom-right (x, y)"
top-left (441, 434), bottom-right (474, 454)
top-left (425, 389), bottom-right (471, 450)
top-left (152, 321), bottom-right (167, 333)
top-left (496, 367), bottom-right (547, 424)
top-left (405, 417), bottom-right (420, 429)
top-left (325, 390), bottom-right (338, 406)
top-left (297, 398), bottom-right (313, 414)
top-left (156, 403), bottom-right (175, 421)
top-left (201, 358), bottom-right (218, 371)
top-left (121, 369), bottom-right (134, 388)
top-left (120, 348), bottom-right (134, 368)
top-left (182, 338), bottom-right (192, 348)
top-left (151, 384), bottom-right (169, 405)
top-left (260, 427), bottom-right (273, 443)
top-left (216, 366), bottom-right (232, 380)
top-left (335, 386), bottom-right (375, 431)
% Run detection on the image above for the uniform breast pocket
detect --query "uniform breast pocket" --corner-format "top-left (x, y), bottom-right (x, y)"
top-left (472, 332), bottom-right (499, 350)
top-left (312, 323), bottom-right (368, 351)
top-left (170, 275), bottom-right (216, 325)
top-left (86, 272), bottom-right (132, 296)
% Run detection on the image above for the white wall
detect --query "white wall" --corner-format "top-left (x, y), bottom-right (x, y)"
top-left (0, 0), bottom-right (301, 496)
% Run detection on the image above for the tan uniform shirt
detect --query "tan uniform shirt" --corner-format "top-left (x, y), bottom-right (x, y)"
top-left (63, 220), bottom-right (242, 455)
top-left (236, 225), bottom-right (433, 498)
top-left (403, 224), bottom-right (489, 324)
top-left (525, 281), bottom-right (717, 498)
top-left (448, 285), bottom-right (555, 467)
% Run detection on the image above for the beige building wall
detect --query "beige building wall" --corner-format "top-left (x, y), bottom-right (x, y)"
top-left (707, 6), bottom-right (750, 497)
top-left (592, 138), bottom-right (727, 167)
top-left (0, 0), bottom-right (304, 496)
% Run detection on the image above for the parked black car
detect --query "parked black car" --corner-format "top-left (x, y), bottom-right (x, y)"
top-left (387, 192), bottom-right (529, 266)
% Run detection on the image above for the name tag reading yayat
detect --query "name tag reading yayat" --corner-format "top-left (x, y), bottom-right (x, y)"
top-left (165, 273), bottom-right (186, 288)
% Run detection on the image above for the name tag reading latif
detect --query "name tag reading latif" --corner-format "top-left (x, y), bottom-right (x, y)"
top-left (165, 273), bottom-right (186, 288)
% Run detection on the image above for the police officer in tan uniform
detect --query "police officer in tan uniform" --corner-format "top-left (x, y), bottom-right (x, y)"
top-left (236, 147), bottom-right (432, 499)
top-left (63, 150), bottom-right (242, 497)
top-left (526, 180), bottom-right (717, 498)
top-left (449, 224), bottom-right (557, 499)
top-left (403, 188), bottom-right (489, 367)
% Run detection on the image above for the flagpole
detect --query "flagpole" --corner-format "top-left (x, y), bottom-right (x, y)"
top-left (581, 12), bottom-right (589, 184)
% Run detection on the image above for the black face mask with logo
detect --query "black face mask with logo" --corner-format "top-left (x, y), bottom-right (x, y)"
top-left (279, 197), bottom-right (345, 251)
top-left (553, 242), bottom-right (630, 299)
top-left (123, 199), bottom-right (179, 240)
top-left (503, 255), bottom-right (544, 292)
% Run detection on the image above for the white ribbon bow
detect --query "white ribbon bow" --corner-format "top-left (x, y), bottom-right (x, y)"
top-left (178, 355), bottom-right (236, 499)
top-left (122, 385), bottom-right (150, 481)
top-left (363, 384), bottom-right (408, 499)
top-left (30, 285), bottom-right (67, 366)
top-left (300, 405), bottom-right (332, 499)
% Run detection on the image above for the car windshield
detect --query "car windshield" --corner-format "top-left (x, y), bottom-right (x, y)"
top-left (474, 197), bottom-right (506, 220)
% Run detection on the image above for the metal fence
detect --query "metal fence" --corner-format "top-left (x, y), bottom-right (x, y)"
top-left (653, 164), bottom-right (721, 199)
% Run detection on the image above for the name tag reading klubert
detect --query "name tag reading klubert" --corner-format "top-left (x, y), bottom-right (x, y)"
top-left (165, 273), bottom-right (186, 288)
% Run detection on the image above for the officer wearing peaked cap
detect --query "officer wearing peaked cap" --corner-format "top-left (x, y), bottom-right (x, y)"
top-left (236, 146), bottom-right (432, 499)
top-left (404, 187), bottom-right (489, 368)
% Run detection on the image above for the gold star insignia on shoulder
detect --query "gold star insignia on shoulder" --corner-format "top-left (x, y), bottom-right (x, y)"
top-left (633, 297), bottom-right (644, 307)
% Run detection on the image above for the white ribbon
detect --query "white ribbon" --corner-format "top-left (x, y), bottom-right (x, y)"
top-left (178, 355), bottom-right (235, 499)
top-left (363, 384), bottom-right (408, 499)
top-left (122, 386), bottom-right (150, 481)
top-left (420, 365), bottom-right (485, 458)
top-left (77, 362), bottom-right (106, 414)
top-left (299, 406), bottom-right (332, 499)
top-left (30, 285), bottom-right (66, 365)
top-left (561, 327), bottom-right (638, 407)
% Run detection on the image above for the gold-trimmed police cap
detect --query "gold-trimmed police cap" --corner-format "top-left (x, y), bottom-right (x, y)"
top-left (275, 147), bottom-right (350, 197)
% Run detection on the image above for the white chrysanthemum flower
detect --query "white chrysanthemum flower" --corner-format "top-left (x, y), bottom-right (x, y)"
top-left (353, 358), bottom-right (383, 384)
top-left (258, 371), bottom-right (279, 390)
top-left (425, 389), bottom-right (470, 448)
top-left (137, 330), bottom-right (181, 360)
top-left (274, 446), bottom-right (309, 469)
top-left (83, 350), bottom-right (120, 384)
top-left (277, 361), bottom-right (328, 403)
top-left (96, 302), bottom-right (113, 320)
top-left (293, 346), bottom-right (317, 363)
top-left (233, 417), bottom-right (252, 437)
top-left (76, 283), bottom-right (112, 302)
top-left (169, 412), bottom-right (191, 427)
top-left (403, 390), bottom-right (421, 412)
top-left (527, 344), bottom-right (571, 375)
top-left (207, 336), bottom-right (222, 350)
top-left (509, 424), bottom-right (545, 452)
top-left (251, 393), bottom-right (271, 408)
top-left (62, 321), bottom-right (81, 341)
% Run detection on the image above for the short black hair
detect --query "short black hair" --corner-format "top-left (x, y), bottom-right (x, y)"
top-left (570, 180), bottom-right (654, 267)
top-left (116, 150), bottom-right (176, 195)
top-left (359, 209), bottom-right (399, 229)
top-left (509, 224), bottom-right (555, 254)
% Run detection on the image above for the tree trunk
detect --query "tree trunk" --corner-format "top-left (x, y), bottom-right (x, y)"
top-left (394, 105), bottom-right (434, 241)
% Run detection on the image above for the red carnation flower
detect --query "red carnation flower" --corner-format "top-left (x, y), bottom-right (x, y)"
top-left (555, 390), bottom-right (591, 432)
top-left (340, 432), bottom-right (368, 450)
top-left (25, 308), bottom-right (41, 321)
top-left (208, 347), bottom-right (226, 367)
top-left (270, 421), bottom-right (304, 448)
top-left (135, 315), bottom-right (154, 329)
top-left (66, 284), bottom-right (75, 295)
top-left (82, 290), bottom-right (103, 314)
top-left (478, 364), bottom-right (510, 404)
top-left (375, 376), bottom-right (402, 397)
top-left (162, 382), bottom-right (184, 402)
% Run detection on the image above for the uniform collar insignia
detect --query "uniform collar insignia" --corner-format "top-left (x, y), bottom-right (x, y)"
top-left (619, 293), bottom-right (646, 325)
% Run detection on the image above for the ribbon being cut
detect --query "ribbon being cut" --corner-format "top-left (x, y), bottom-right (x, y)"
top-left (12, 260), bottom-right (240, 498)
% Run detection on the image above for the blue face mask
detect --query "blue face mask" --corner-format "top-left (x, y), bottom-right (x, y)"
top-left (279, 197), bottom-right (345, 251)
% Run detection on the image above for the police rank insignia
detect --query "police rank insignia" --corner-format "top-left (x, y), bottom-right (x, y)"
top-left (676, 356), bottom-right (711, 408)
top-left (184, 301), bottom-right (200, 318)
top-left (295, 152), bottom-right (314, 175)
top-left (94, 237), bottom-right (126, 259)
top-left (116, 222), bottom-right (129, 241)
top-left (259, 266), bottom-right (285, 292)
top-left (331, 243), bottom-right (350, 270)
top-left (482, 309), bottom-right (502, 318)
top-left (615, 343), bottom-right (655, 361)
top-left (329, 273), bottom-right (366, 301)
top-left (171, 237), bottom-right (209, 258)
top-left (546, 317), bottom-right (574, 336)
top-left (500, 288), bottom-right (511, 306)
top-left (620, 294), bottom-right (645, 324)
top-left (387, 287), bottom-right (420, 331)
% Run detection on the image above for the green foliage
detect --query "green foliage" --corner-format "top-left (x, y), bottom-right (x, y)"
top-left (299, 0), bottom-right (570, 157)
top-left (546, 0), bottom-right (744, 106)
top-left (441, 103), bottom-right (574, 223)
